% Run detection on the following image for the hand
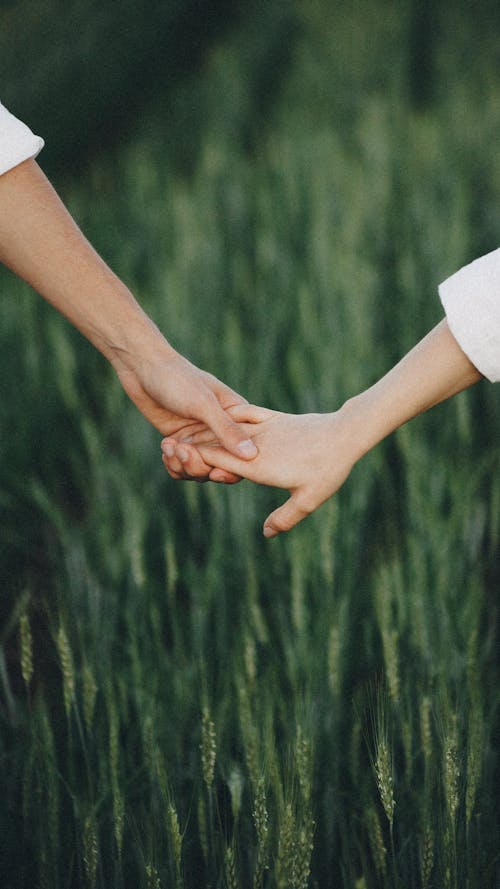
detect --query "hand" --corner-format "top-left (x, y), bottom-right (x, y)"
top-left (161, 404), bottom-right (359, 536)
top-left (0, 160), bottom-right (257, 479)
top-left (161, 319), bottom-right (485, 536)
top-left (113, 350), bottom-right (257, 482)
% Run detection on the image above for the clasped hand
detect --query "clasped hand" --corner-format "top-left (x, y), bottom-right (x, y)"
top-left (161, 404), bottom-right (358, 538)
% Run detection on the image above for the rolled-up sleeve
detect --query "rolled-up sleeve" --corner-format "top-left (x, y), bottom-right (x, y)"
top-left (0, 101), bottom-right (44, 177)
top-left (439, 247), bottom-right (500, 382)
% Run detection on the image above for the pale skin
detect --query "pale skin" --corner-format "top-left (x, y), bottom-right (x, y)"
top-left (1, 162), bottom-right (482, 533)
top-left (161, 319), bottom-right (482, 537)
top-left (0, 158), bottom-right (257, 468)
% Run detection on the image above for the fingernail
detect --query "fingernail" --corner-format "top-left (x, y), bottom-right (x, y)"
top-left (162, 442), bottom-right (175, 458)
top-left (177, 448), bottom-right (189, 463)
top-left (181, 435), bottom-right (193, 443)
top-left (263, 526), bottom-right (277, 539)
top-left (237, 439), bottom-right (257, 458)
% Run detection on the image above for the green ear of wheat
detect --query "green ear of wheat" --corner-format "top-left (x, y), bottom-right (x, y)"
top-left (19, 611), bottom-right (34, 688)
top-left (201, 707), bottom-right (216, 790)
top-left (145, 863), bottom-right (162, 889)
top-left (56, 624), bottom-right (75, 717)
top-left (224, 845), bottom-right (238, 889)
top-left (252, 776), bottom-right (269, 887)
top-left (167, 803), bottom-right (184, 889)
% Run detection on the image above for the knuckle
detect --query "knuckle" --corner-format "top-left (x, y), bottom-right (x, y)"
top-left (271, 514), bottom-right (292, 533)
top-left (167, 469), bottom-right (182, 480)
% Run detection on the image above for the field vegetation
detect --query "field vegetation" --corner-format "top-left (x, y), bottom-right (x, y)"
top-left (1, 2), bottom-right (500, 887)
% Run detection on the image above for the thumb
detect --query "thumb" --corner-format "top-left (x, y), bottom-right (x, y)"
top-left (204, 399), bottom-right (259, 460)
top-left (263, 491), bottom-right (312, 539)
top-left (226, 403), bottom-right (275, 423)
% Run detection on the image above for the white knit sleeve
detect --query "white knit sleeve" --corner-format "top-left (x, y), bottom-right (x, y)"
top-left (439, 247), bottom-right (500, 382)
top-left (0, 101), bottom-right (44, 176)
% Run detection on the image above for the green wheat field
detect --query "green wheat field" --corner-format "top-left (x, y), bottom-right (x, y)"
top-left (1, 3), bottom-right (500, 887)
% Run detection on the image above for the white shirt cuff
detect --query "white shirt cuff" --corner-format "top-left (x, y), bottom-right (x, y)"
top-left (0, 101), bottom-right (44, 177)
top-left (439, 247), bottom-right (500, 382)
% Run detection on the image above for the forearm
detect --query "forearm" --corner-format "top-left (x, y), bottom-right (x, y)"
top-left (0, 159), bottom-right (173, 369)
top-left (342, 318), bottom-right (482, 459)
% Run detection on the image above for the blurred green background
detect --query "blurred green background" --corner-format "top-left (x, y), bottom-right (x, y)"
top-left (1, 1), bottom-right (500, 887)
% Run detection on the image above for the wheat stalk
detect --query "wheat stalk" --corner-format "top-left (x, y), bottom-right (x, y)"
top-left (252, 776), bottom-right (269, 887)
top-left (201, 707), bottom-right (216, 790)
top-left (375, 739), bottom-right (395, 827)
top-left (83, 814), bottom-right (98, 889)
top-left (327, 623), bottom-right (341, 698)
top-left (275, 803), bottom-right (295, 889)
top-left (244, 633), bottom-right (257, 685)
top-left (227, 765), bottom-right (244, 821)
top-left (19, 611), bottom-right (34, 688)
top-left (295, 726), bottom-right (312, 805)
top-left (293, 816), bottom-right (315, 889)
top-left (224, 845), bottom-right (238, 889)
top-left (238, 683), bottom-right (259, 792)
top-left (198, 796), bottom-right (208, 864)
top-left (381, 627), bottom-right (400, 706)
top-left (113, 790), bottom-right (124, 856)
top-left (466, 705), bottom-right (483, 826)
top-left (420, 822), bottom-right (434, 889)
top-left (167, 803), bottom-right (183, 889)
top-left (108, 697), bottom-right (124, 854)
top-left (56, 624), bottom-right (75, 717)
top-left (443, 725), bottom-right (460, 823)
top-left (143, 713), bottom-right (156, 780)
top-left (275, 799), bottom-right (314, 889)
top-left (145, 863), bottom-right (161, 889)
top-left (365, 806), bottom-right (387, 876)
top-left (82, 664), bottom-right (97, 733)
top-left (40, 702), bottom-right (59, 861)
top-left (419, 695), bottom-right (433, 763)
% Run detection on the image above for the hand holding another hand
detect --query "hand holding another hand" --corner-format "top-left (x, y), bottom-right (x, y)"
top-left (114, 350), bottom-right (258, 483)
top-left (160, 321), bottom-right (484, 537)
top-left (161, 404), bottom-right (360, 537)
top-left (0, 160), bottom-right (258, 482)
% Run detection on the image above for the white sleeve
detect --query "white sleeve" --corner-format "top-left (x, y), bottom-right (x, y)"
top-left (439, 247), bottom-right (500, 382)
top-left (0, 101), bottom-right (44, 177)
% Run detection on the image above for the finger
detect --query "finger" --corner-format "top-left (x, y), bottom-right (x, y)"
top-left (196, 443), bottom-right (255, 480)
top-left (162, 443), bottom-right (241, 484)
top-left (162, 437), bottom-right (242, 483)
top-left (162, 451), bottom-right (199, 480)
top-left (180, 428), bottom-right (222, 445)
top-left (176, 443), bottom-right (212, 479)
top-left (165, 452), bottom-right (185, 475)
top-left (208, 468), bottom-right (242, 484)
top-left (174, 443), bottom-right (242, 483)
top-left (173, 420), bottom-right (257, 447)
top-left (161, 437), bottom-right (179, 458)
top-left (161, 437), bottom-right (198, 473)
top-left (200, 398), bottom-right (259, 461)
top-left (263, 492), bottom-right (313, 538)
top-left (225, 403), bottom-right (275, 424)
top-left (164, 442), bottom-right (213, 481)
top-left (161, 453), bottom-right (185, 480)
top-left (161, 441), bottom-right (207, 480)
top-left (211, 380), bottom-right (249, 410)
top-left (173, 420), bottom-right (207, 439)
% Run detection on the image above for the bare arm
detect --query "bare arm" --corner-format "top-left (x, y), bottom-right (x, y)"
top-left (162, 319), bottom-right (482, 536)
top-left (0, 159), bottom-right (257, 462)
top-left (341, 318), bottom-right (481, 459)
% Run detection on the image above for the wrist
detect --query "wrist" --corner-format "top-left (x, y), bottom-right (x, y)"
top-left (100, 293), bottom-right (176, 373)
top-left (335, 391), bottom-right (391, 463)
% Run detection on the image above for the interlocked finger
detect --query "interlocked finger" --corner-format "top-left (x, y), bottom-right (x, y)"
top-left (162, 439), bottom-right (241, 483)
